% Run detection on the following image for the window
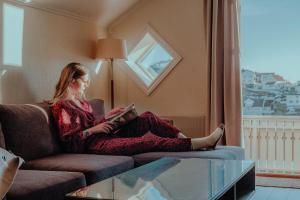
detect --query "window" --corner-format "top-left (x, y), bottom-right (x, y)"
top-left (241, 0), bottom-right (300, 116)
top-left (3, 3), bottom-right (24, 67)
top-left (125, 25), bottom-right (182, 95)
top-left (241, 0), bottom-right (300, 175)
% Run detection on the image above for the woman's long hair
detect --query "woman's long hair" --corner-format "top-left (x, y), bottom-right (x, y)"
top-left (50, 62), bottom-right (88, 105)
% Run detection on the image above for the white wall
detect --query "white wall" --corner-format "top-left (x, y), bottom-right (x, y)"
top-left (108, 0), bottom-right (209, 136)
top-left (0, 1), bottom-right (109, 105)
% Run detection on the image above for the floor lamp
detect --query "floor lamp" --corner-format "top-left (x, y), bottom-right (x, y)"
top-left (96, 38), bottom-right (127, 109)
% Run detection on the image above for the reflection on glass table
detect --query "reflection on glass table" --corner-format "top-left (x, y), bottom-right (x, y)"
top-left (66, 157), bottom-right (255, 200)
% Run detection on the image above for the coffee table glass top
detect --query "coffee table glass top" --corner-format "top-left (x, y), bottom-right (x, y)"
top-left (67, 158), bottom-right (254, 200)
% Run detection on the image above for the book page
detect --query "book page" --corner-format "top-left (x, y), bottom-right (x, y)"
top-left (109, 103), bottom-right (135, 122)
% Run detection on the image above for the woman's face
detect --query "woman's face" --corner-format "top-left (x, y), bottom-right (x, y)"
top-left (72, 74), bottom-right (90, 93)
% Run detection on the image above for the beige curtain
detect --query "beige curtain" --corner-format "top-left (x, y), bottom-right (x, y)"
top-left (207, 0), bottom-right (241, 146)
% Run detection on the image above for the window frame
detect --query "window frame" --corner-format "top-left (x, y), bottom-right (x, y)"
top-left (125, 24), bottom-right (182, 95)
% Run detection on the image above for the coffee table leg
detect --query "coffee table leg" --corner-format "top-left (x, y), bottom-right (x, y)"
top-left (236, 166), bottom-right (256, 199)
top-left (219, 166), bottom-right (255, 200)
top-left (219, 186), bottom-right (236, 200)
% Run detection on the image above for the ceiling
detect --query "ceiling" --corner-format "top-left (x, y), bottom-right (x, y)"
top-left (22, 0), bottom-right (140, 26)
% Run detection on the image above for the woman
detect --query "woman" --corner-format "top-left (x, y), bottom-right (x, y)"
top-left (51, 62), bottom-right (224, 155)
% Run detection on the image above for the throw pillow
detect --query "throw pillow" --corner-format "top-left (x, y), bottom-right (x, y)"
top-left (0, 148), bottom-right (24, 199)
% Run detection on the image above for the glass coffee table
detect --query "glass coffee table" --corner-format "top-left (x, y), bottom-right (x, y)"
top-left (66, 158), bottom-right (255, 200)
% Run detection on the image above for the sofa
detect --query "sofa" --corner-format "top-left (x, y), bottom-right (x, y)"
top-left (0, 99), bottom-right (244, 200)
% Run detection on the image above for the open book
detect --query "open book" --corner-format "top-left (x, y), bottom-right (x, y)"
top-left (108, 103), bottom-right (138, 132)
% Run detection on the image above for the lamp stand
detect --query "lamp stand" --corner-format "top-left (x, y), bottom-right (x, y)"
top-left (110, 58), bottom-right (114, 109)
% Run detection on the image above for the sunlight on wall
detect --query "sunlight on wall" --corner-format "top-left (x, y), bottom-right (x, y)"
top-left (0, 69), bottom-right (7, 103)
top-left (1, 69), bottom-right (7, 77)
top-left (95, 60), bottom-right (103, 74)
top-left (3, 3), bottom-right (24, 67)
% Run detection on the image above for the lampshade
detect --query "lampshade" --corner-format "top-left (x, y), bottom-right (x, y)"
top-left (96, 38), bottom-right (127, 59)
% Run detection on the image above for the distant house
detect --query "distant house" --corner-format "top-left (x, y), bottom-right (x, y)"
top-left (257, 73), bottom-right (275, 84)
top-left (263, 99), bottom-right (274, 114)
top-left (286, 95), bottom-right (300, 107)
top-left (287, 107), bottom-right (297, 114)
top-left (262, 82), bottom-right (276, 90)
top-left (244, 98), bottom-right (254, 107)
top-left (274, 74), bottom-right (284, 82)
top-left (243, 98), bottom-right (274, 115)
top-left (242, 69), bottom-right (256, 85)
top-left (274, 95), bottom-right (286, 104)
top-left (285, 95), bottom-right (300, 114)
top-left (274, 81), bottom-right (287, 90)
top-left (243, 99), bottom-right (264, 115)
top-left (294, 85), bottom-right (300, 94)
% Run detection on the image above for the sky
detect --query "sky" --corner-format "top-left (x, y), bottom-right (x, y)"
top-left (240, 0), bottom-right (300, 83)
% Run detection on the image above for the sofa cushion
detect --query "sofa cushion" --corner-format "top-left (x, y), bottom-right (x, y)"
top-left (6, 170), bottom-right (86, 200)
top-left (0, 103), bottom-right (62, 161)
top-left (132, 145), bottom-right (245, 166)
top-left (22, 154), bottom-right (134, 185)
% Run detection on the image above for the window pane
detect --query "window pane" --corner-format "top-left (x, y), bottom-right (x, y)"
top-left (138, 44), bottom-right (173, 78)
top-left (128, 32), bottom-right (173, 86)
top-left (3, 3), bottom-right (24, 66)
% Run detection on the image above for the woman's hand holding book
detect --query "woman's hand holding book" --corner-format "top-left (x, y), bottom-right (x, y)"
top-left (85, 103), bottom-right (137, 137)
top-left (105, 107), bottom-right (125, 120)
top-left (87, 122), bottom-right (114, 135)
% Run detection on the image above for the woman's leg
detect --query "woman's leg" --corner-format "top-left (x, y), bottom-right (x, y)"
top-left (116, 111), bottom-right (180, 138)
top-left (88, 133), bottom-right (192, 156)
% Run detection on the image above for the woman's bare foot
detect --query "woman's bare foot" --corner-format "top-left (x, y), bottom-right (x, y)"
top-left (191, 124), bottom-right (225, 150)
top-left (208, 124), bottom-right (225, 149)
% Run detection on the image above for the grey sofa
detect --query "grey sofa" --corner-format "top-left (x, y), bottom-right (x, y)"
top-left (0, 99), bottom-right (244, 200)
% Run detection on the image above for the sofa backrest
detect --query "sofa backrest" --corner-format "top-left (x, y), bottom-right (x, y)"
top-left (0, 99), bottom-right (105, 161)
top-left (0, 103), bottom-right (62, 161)
top-left (89, 99), bottom-right (105, 120)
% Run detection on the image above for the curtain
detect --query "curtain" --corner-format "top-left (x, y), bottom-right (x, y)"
top-left (207, 0), bottom-right (241, 146)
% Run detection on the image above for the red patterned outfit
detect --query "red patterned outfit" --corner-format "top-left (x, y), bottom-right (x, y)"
top-left (51, 100), bottom-right (192, 156)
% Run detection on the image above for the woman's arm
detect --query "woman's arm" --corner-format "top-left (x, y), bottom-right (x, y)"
top-left (52, 102), bottom-right (113, 140)
top-left (52, 104), bottom-right (88, 141)
top-left (83, 122), bottom-right (114, 137)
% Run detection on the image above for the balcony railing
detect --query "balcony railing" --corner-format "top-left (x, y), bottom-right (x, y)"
top-left (243, 115), bottom-right (300, 175)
